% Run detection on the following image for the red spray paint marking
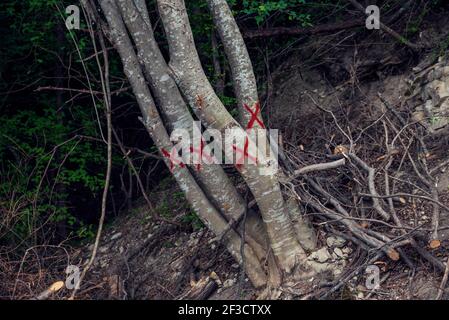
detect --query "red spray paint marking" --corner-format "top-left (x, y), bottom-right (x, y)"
top-left (232, 101), bottom-right (264, 169)
top-left (161, 147), bottom-right (185, 172)
top-left (243, 101), bottom-right (265, 129)
top-left (189, 139), bottom-right (215, 170)
top-left (232, 139), bottom-right (258, 169)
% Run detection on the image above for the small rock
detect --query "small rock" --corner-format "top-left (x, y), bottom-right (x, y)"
top-left (99, 246), bottom-right (108, 253)
top-left (110, 232), bottom-right (122, 241)
top-left (231, 263), bottom-right (240, 269)
top-left (326, 236), bottom-right (346, 248)
top-left (356, 284), bottom-right (365, 291)
top-left (330, 260), bottom-right (346, 277)
top-left (334, 248), bottom-right (346, 258)
top-left (309, 248), bottom-right (331, 263)
top-left (333, 268), bottom-right (343, 277)
top-left (334, 247), bottom-right (345, 258)
top-left (223, 279), bottom-right (236, 288)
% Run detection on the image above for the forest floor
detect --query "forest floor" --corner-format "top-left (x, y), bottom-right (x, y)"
top-left (67, 179), bottom-right (449, 300)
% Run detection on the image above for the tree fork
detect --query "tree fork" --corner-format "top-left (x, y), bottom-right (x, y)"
top-left (206, 0), bottom-right (317, 252)
top-left (157, 0), bottom-right (307, 273)
top-left (115, 0), bottom-right (247, 226)
top-left (114, 0), bottom-right (277, 282)
top-left (89, 0), bottom-right (267, 287)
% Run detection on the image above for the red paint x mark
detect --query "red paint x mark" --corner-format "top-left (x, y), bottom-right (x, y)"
top-left (161, 147), bottom-right (185, 172)
top-left (243, 101), bottom-right (265, 129)
top-left (232, 101), bottom-right (264, 169)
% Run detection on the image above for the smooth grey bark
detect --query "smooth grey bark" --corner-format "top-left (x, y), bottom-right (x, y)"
top-left (92, 0), bottom-right (267, 287)
top-left (117, 1), bottom-right (283, 277)
top-left (286, 197), bottom-right (317, 252)
top-left (206, 0), bottom-right (317, 252)
top-left (157, 0), bottom-right (306, 273)
top-left (206, 0), bottom-right (259, 126)
top-left (210, 31), bottom-right (225, 96)
top-left (211, 31), bottom-right (225, 96)
top-left (115, 0), bottom-right (247, 225)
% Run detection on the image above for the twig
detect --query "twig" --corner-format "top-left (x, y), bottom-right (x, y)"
top-left (436, 256), bottom-right (449, 300)
top-left (320, 252), bottom-right (383, 299)
top-left (70, 21), bottom-right (112, 299)
top-left (430, 158), bottom-right (449, 175)
top-left (35, 85), bottom-right (130, 96)
top-left (237, 191), bottom-right (249, 299)
top-left (243, 19), bottom-right (364, 39)
top-left (112, 128), bottom-right (181, 226)
top-left (298, 190), bottom-right (399, 260)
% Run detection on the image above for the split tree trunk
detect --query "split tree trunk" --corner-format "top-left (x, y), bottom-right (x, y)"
top-left (156, 0), bottom-right (307, 274)
top-left (86, 0), bottom-right (267, 287)
top-left (84, 0), bottom-right (321, 290)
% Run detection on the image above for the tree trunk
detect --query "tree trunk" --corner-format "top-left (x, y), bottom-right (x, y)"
top-left (84, 0), bottom-right (324, 290)
top-left (156, 0), bottom-right (306, 274)
top-left (87, 0), bottom-right (267, 287)
top-left (115, 0), bottom-right (247, 229)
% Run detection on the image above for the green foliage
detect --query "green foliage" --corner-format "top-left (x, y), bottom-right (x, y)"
top-left (181, 212), bottom-right (204, 231)
top-left (230, 0), bottom-right (311, 26)
top-left (0, 0), bottom-right (71, 90)
top-left (0, 106), bottom-right (107, 242)
top-left (0, 0), bottom-right (113, 246)
top-left (155, 201), bottom-right (171, 218)
top-left (183, 0), bottom-right (342, 117)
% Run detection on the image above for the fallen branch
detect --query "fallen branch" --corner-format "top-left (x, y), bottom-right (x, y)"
top-left (243, 20), bottom-right (363, 39)
top-left (346, 0), bottom-right (421, 50)
top-left (359, 193), bottom-right (449, 214)
top-left (35, 281), bottom-right (65, 300)
top-left (35, 85), bottom-right (130, 96)
top-left (299, 190), bottom-right (399, 260)
top-left (436, 256), bottom-right (449, 300)
top-left (348, 153), bottom-right (391, 221)
top-left (290, 158), bottom-right (346, 180)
